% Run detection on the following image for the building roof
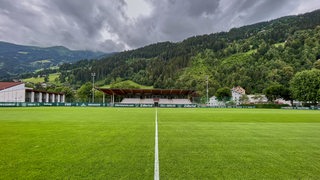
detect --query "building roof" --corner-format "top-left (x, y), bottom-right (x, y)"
top-left (232, 86), bottom-right (246, 95)
top-left (0, 82), bottom-right (23, 90)
top-left (96, 88), bottom-right (197, 96)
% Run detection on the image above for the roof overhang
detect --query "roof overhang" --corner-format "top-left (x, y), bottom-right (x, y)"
top-left (96, 88), bottom-right (197, 96)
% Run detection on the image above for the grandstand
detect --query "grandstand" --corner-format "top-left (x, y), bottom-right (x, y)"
top-left (121, 98), bottom-right (192, 104)
top-left (96, 88), bottom-right (196, 106)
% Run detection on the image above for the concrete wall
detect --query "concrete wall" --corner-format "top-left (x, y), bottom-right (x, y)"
top-left (0, 84), bottom-right (26, 102)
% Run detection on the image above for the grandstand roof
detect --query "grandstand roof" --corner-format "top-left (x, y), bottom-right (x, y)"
top-left (96, 88), bottom-right (197, 96)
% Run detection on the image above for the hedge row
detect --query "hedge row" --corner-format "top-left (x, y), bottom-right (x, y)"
top-left (241, 104), bottom-right (290, 109)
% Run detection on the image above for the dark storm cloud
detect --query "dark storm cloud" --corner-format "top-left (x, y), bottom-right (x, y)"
top-left (0, 0), bottom-right (319, 52)
top-left (0, 0), bottom-right (129, 52)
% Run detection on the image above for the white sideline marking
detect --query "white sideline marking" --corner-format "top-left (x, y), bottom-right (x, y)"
top-left (154, 108), bottom-right (160, 180)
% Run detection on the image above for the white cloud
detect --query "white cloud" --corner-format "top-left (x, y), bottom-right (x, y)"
top-left (124, 0), bottom-right (152, 19)
top-left (292, 0), bottom-right (320, 14)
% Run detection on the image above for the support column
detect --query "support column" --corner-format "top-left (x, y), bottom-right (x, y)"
top-left (103, 93), bottom-right (105, 104)
top-left (31, 92), bottom-right (35, 102)
top-left (57, 94), bottom-right (60, 103)
top-left (51, 94), bottom-right (55, 103)
top-left (46, 93), bottom-right (49, 102)
top-left (39, 93), bottom-right (42, 102)
top-left (62, 94), bottom-right (65, 103)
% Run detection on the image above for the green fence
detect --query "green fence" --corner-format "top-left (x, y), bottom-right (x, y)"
top-left (0, 102), bottom-right (109, 107)
top-left (159, 104), bottom-right (198, 108)
top-left (281, 106), bottom-right (320, 110)
top-left (114, 103), bottom-right (198, 108)
top-left (203, 105), bottom-right (256, 108)
top-left (0, 102), bottom-right (199, 108)
top-left (6, 102), bottom-right (318, 109)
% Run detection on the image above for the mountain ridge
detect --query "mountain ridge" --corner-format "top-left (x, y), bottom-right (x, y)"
top-left (0, 41), bottom-right (109, 80)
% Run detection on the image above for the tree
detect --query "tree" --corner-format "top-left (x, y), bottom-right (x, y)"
top-left (264, 85), bottom-right (291, 102)
top-left (61, 86), bottom-right (75, 102)
top-left (314, 60), bottom-right (320, 69)
top-left (239, 94), bottom-right (249, 104)
top-left (252, 94), bottom-right (265, 103)
top-left (94, 90), bottom-right (106, 103)
top-left (257, 41), bottom-right (269, 55)
top-left (44, 75), bottom-right (49, 82)
top-left (76, 82), bottom-right (92, 102)
top-left (215, 87), bottom-right (232, 102)
top-left (290, 69), bottom-right (320, 104)
top-left (110, 80), bottom-right (141, 89)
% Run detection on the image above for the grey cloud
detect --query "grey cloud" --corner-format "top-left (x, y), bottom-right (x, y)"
top-left (186, 0), bottom-right (220, 16)
top-left (127, 0), bottom-right (317, 47)
top-left (239, 0), bottom-right (295, 23)
top-left (120, 0), bottom-right (222, 47)
top-left (0, 0), bottom-right (319, 52)
top-left (120, 0), bottom-right (301, 49)
top-left (99, 39), bottom-right (126, 52)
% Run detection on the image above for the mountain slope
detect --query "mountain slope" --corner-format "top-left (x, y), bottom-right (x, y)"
top-left (53, 10), bottom-right (320, 95)
top-left (0, 41), bottom-right (107, 79)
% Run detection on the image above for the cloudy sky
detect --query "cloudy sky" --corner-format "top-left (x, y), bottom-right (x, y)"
top-left (0, 0), bottom-right (319, 52)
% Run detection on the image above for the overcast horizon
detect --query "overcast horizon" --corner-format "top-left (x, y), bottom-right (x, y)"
top-left (0, 0), bottom-right (320, 52)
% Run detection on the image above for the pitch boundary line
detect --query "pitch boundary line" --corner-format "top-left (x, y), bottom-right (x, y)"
top-left (154, 108), bottom-right (160, 180)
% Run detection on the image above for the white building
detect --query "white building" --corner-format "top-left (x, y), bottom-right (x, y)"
top-left (0, 82), bottom-right (65, 103)
top-left (231, 86), bottom-right (246, 105)
top-left (247, 95), bottom-right (268, 104)
top-left (274, 98), bottom-right (302, 106)
top-left (209, 86), bottom-right (246, 106)
top-left (0, 82), bottom-right (25, 102)
top-left (208, 96), bottom-right (226, 106)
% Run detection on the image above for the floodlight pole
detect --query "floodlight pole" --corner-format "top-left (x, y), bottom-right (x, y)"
top-left (91, 72), bottom-right (96, 103)
top-left (206, 76), bottom-right (209, 105)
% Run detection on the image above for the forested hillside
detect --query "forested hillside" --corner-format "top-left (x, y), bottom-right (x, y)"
top-left (47, 10), bottom-right (320, 96)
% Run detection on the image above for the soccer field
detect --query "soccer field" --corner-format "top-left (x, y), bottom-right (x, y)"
top-left (0, 107), bottom-right (320, 179)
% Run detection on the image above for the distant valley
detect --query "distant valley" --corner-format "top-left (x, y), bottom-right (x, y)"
top-left (0, 41), bottom-right (109, 80)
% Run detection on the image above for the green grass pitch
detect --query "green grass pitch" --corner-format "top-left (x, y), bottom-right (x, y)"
top-left (0, 108), bottom-right (155, 179)
top-left (1, 107), bottom-right (320, 179)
